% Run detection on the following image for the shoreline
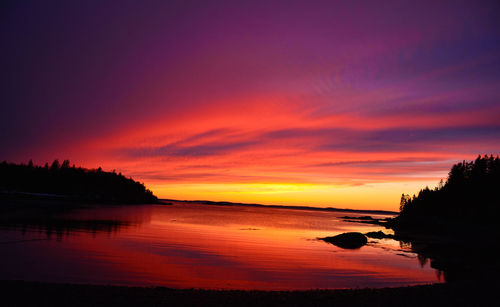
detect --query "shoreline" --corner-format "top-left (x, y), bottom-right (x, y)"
top-left (162, 199), bottom-right (399, 215)
top-left (1, 192), bottom-right (397, 215)
top-left (1, 280), bottom-right (493, 307)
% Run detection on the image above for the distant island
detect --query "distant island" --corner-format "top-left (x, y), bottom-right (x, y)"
top-left (164, 199), bottom-right (398, 215)
top-left (0, 160), bottom-right (158, 204)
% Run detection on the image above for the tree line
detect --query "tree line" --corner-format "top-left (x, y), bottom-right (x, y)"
top-left (395, 154), bottom-right (500, 232)
top-left (0, 160), bottom-right (158, 204)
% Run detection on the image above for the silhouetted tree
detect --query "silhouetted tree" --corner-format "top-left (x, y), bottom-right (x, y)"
top-left (399, 194), bottom-right (410, 212)
top-left (393, 155), bottom-right (500, 284)
top-left (0, 160), bottom-right (158, 204)
top-left (396, 155), bottom-right (500, 233)
top-left (61, 160), bottom-right (70, 169)
top-left (50, 159), bottom-right (60, 171)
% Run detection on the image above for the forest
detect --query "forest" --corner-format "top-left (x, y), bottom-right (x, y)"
top-left (0, 160), bottom-right (158, 204)
top-left (395, 155), bottom-right (500, 233)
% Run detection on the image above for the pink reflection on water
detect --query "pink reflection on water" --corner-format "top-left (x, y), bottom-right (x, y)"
top-left (0, 202), bottom-right (440, 290)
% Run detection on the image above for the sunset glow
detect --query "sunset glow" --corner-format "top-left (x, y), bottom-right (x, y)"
top-left (2, 1), bottom-right (500, 210)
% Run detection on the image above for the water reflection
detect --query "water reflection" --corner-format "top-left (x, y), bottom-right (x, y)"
top-left (0, 204), bottom-right (152, 240)
top-left (7, 220), bottom-right (129, 241)
top-left (395, 236), bottom-right (497, 284)
top-left (0, 202), bottom-right (441, 290)
top-left (340, 217), bottom-right (486, 284)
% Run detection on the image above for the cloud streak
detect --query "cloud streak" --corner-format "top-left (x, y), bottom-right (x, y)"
top-left (2, 1), bottom-right (500, 209)
top-left (120, 124), bottom-right (500, 159)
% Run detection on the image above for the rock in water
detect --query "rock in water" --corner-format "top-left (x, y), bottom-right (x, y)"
top-left (320, 232), bottom-right (368, 249)
top-left (365, 231), bottom-right (394, 239)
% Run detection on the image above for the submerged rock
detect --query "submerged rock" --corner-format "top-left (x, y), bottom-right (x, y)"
top-left (365, 231), bottom-right (394, 239)
top-left (341, 216), bottom-right (375, 220)
top-left (320, 232), bottom-right (368, 249)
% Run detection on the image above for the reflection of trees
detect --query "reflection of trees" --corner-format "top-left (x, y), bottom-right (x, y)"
top-left (391, 155), bottom-right (500, 283)
top-left (2, 218), bottom-right (132, 241)
top-left (435, 270), bottom-right (443, 281)
top-left (396, 155), bottom-right (500, 232)
top-left (396, 237), bottom-right (499, 283)
top-left (417, 254), bottom-right (428, 267)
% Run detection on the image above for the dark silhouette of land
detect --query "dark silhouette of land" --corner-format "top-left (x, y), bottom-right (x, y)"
top-left (320, 232), bottom-right (368, 249)
top-left (163, 199), bottom-right (398, 215)
top-left (2, 156), bottom-right (499, 304)
top-left (389, 156), bottom-right (500, 282)
top-left (339, 155), bottom-right (500, 283)
top-left (1, 280), bottom-right (495, 307)
top-left (395, 154), bottom-right (500, 233)
top-left (0, 160), bottom-right (158, 204)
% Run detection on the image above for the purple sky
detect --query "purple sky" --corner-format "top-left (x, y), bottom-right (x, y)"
top-left (2, 0), bottom-right (500, 209)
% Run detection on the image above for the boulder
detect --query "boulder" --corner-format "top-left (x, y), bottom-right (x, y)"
top-left (320, 232), bottom-right (368, 249)
top-left (365, 231), bottom-right (394, 239)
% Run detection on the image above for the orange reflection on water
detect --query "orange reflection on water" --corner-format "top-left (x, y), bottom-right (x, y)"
top-left (0, 202), bottom-right (440, 290)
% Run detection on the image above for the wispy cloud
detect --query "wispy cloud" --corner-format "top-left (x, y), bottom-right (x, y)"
top-left (4, 1), bottom-right (499, 209)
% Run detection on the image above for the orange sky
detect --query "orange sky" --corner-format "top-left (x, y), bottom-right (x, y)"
top-left (55, 96), bottom-right (492, 211)
top-left (3, 1), bottom-right (500, 211)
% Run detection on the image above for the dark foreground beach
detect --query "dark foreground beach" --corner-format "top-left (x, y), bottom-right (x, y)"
top-left (0, 281), bottom-right (495, 307)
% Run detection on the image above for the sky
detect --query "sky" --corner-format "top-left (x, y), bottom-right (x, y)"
top-left (2, 0), bottom-right (500, 210)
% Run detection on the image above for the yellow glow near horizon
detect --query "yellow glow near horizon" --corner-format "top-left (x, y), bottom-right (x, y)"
top-left (150, 180), bottom-right (436, 211)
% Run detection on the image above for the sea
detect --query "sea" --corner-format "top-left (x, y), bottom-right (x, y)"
top-left (0, 201), bottom-right (440, 290)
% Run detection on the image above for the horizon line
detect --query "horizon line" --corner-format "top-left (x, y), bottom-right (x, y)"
top-left (160, 198), bottom-right (399, 215)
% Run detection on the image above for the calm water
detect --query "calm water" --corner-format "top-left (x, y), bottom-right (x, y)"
top-left (0, 202), bottom-right (440, 290)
